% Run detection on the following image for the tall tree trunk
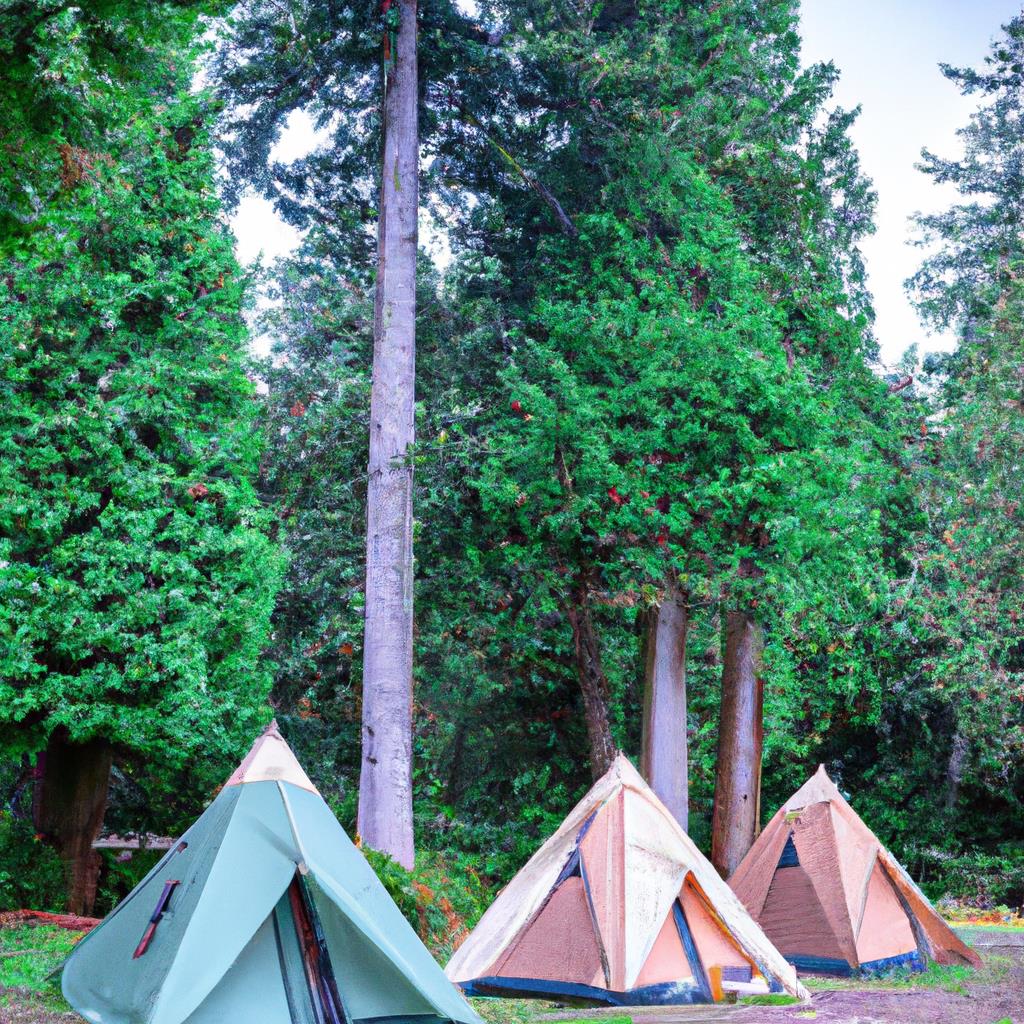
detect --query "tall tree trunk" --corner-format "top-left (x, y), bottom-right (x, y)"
top-left (566, 579), bottom-right (617, 780)
top-left (640, 582), bottom-right (689, 829)
top-left (357, 0), bottom-right (418, 869)
top-left (711, 609), bottom-right (764, 878)
top-left (33, 731), bottom-right (112, 915)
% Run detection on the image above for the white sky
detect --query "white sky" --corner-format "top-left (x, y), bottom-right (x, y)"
top-left (800, 0), bottom-right (1021, 364)
top-left (232, 1), bottom-right (1021, 364)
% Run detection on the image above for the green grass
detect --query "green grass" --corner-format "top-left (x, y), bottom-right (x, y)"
top-left (0, 924), bottom-right (79, 1014)
top-left (802, 955), bottom-right (1012, 996)
top-left (739, 993), bottom-right (801, 1006)
top-left (470, 997), bottom-right (563, 1024)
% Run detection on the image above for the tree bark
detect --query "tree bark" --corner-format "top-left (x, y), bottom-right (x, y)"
top-left (945, 728), bottom-right (968, 811)
top-left (33, 731), bottom-right (112, 915)
top-left (640, 582), bottom-right (689, 829)
top-left (357, 0), bottom-right (418, 870)
top-left (566, 580), bottom-right (618, 780)
top-left (711, 609), bottom-right (764, 878)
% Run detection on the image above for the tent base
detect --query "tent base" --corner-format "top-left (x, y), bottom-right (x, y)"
top-left (787, 950), bottom-right (925, 978)
top-left (459, 977), bottom-right (709, 1006)
top-left (860, 951), bottom-right (926, 976)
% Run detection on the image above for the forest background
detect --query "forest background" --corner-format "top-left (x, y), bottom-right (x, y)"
top-left (1, 0), bottom-right (1023, 943)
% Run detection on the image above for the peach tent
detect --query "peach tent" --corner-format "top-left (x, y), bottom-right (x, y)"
top-left (446, 755), bottom-right (808, 1005)
top-left (729, 765), bottom-right (981, 976)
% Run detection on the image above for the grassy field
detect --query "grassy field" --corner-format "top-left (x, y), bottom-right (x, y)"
top-left (1, 922), bottom-right (1019, 1024)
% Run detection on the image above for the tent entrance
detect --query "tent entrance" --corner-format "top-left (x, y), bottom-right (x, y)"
top-left (760, 833), bottom-right (851, 974)
top-left (275, 873), bottom-right (352, 1024)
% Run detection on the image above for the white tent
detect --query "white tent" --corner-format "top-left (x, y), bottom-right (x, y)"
top-left (446, 755), bottom-right (807, 1005)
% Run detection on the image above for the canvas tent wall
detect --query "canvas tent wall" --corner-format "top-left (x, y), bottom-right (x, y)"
top-left (61, 723), bottom-right (480, 1024)
top-left (729, 765), bottom-right (981, 976)
top-left (446, 754), bottom-right (807, 1005)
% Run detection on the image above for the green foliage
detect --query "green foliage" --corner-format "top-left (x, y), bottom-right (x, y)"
top-left (0, 814), bottom-right (64, 914)
top-left (0, 8), bottom-right (284, 801)
top-left (923, 847), bottom-right (1024, 909)
top-left (469, 998), bottom-right (553, 1024)
top-left (93, 849), bottom-right (162, 919)
top-left (360, 846), bottom-right (493, 962)
top-left (0, 924), bottom-right (78, 995)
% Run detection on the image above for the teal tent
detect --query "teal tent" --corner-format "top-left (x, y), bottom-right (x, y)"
top-left (62, 723), bottom-right (481, 1024)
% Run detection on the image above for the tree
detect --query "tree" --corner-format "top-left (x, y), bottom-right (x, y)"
top-left (0, 8), bottom-right (281, 911)
top-left (641, 583), bottom-right (689, 827)
top-left (356, 0), bottom-right (420, 868)
top-left (886, 12), bottom-right (1024, 870)
top-left (909, 15), bottom-right (1024, 333)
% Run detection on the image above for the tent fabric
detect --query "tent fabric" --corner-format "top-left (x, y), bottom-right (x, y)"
top-left (729, 765), bottom-right (981, 976)
top-left (445, 754), bottom-right (808, 1005)
top-left (62, 723), bottom-right (480, 1024)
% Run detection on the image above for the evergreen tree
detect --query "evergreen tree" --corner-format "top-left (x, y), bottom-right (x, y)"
top-left (891, 13), bottom-right (1024, 866)
top-left (0, 6), bottom-right (281, 911)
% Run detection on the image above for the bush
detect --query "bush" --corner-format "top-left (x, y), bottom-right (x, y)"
top-left (0, 812), bottom-right (65, 913)
top-left (917, 844), bottom-right (1024, 910)
top-left (361, 846), bottom-right (495, 962)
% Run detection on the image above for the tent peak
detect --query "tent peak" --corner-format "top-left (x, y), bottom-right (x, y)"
top-left (225, 720), bottom-right (318, 792)
top-left (782, 764), bottom-right (842, 812)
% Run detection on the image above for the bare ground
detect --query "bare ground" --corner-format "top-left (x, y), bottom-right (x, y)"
top-left (734, 976), bottom-right (1023, 1024)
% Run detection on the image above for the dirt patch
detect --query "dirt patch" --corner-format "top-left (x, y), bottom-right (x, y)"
top-left (0, 991), bottom-right (78, 1024)
top-left (734, 977), bottom-right (1024, 1024)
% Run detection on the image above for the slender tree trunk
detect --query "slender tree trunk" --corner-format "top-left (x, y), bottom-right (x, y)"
top-left (640, 582), bottom-right (689, 829)
top-left (711, 609), bottom-right (764, 878)
top-left (945, 728), bottom-right (968, 811)
top-left (33, 731), bottom-right (112, 915)
top-left (566, 579), bottom-right (617, 780)
top-left (357, 0), bottom-right (418, 869)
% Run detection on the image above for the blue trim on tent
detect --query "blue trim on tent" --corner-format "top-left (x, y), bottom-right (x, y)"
top-left (787, 956), bottom-right (854, 977)
top-left (788, 949), bottom-right (924, 978)
top-left (575, 810), bottom-right (598, 845)
top-left (458, 977), bottom-right (707, 1006)
top-left (552, 810), bottom-right (597, 890)
top-left (552, 847), bottom-right (581, 888)
top-left (777, 834), bottom-right (799, 868)
top-left (860, 950), bottom-right (925, 976)
top-left (671, 900), bottom-right (711, 1000)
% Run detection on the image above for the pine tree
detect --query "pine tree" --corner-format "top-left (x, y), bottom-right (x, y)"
top-left (0, 6), bottom-right (281, 911)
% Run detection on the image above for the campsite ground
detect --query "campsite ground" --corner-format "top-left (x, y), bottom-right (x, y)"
top-left (0, 922), bottom-right (1020, 1024)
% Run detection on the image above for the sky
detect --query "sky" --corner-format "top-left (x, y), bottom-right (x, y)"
top-left (231, 1), bottom-right (1023, 365)
top-left (800, 0), bottom-right (1022, 365)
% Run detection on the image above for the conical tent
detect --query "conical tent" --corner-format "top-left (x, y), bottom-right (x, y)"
top-left (729, 765), bottom-right (981, 976)
top-left (446, 755), bottom-right (807, 1005)
top-left (62, 723), bottom-right (481, 1024)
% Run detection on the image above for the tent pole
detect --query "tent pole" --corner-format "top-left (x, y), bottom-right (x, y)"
top-left (278, 780), bottom-right (310, 875)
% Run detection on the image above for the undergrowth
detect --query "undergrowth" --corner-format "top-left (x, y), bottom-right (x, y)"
top-left (0, 924), bottom-right (77, 1014)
